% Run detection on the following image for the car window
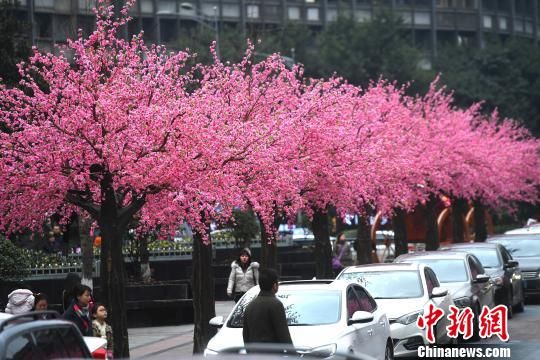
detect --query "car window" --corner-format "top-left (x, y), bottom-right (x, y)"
top-left (346, 288), bottom-right (363, 318)
top-left (352, 286), bottom-right (376, 313)
top-left (57, 327), bottom-right (89, 357)
top-left (500, 247), bottom-right (512, 263)
top-left (489, 238), bottom-right (540, 257)
top-left (339, 270), bottom-right (424, 298)
top-left (424, 269), bottom-right (435, 295)
top-left (426, 268), bottom-right (440, 288)
top-left (403, 259), bottom-right (469, 282)
top-left (5, 333), bottom-right (35, 360)
top-left (463, 248), bottom-right (501, 268)
top-left (227, 289), bottom-right (341, 327)
top-left (32, 327), bottom-right (88, 359)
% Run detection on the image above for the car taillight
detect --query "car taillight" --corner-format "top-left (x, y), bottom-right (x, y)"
top-left (92, 347), bottom-right (107, 359)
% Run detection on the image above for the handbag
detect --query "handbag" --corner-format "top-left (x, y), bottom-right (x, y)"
top-left (332, 243), bottom-right (347, 270)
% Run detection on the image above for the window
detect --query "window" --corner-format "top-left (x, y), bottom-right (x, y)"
top-left (223, 4), bottom-right (240, 17)
top-left (498, 17), bottom-right (508, 30)
top-left (346, 288), bottom-right (362, 318)
top-left (288, 7), bottom-right (301, 20)
top-left (425, 269), bottom-right (435, 294)
top-left (483, 15), bottom-right (493, 29)
top-left (412, 259), bottom-right (469, 282)
top-left (427, 268), bottom-right (440, 287)
top-left (339, 271), bottom-right (424, 298)
top-left (468, 256), bottom-right (484, 279)
top-left (414, 12), bottom-right (431, 25)
top-left (353, 286), bottom-right (377, 312)
top-left (306, 7), bottom-right (320, 21)
top-left (247, 5), bottom-right (259, 18)
top-left (466, 248), bottom-right (501, 268)
top-left (6, 333), bottom-right (34, 360)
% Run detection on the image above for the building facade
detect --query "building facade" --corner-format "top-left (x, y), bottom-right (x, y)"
top-left (9, 0), bottom-right (540, 56)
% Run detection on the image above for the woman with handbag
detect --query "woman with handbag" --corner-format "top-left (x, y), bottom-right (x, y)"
top-left (332, 232), bottom-right (353, 276)
top-left (227, 248), bottom-right (259, 302)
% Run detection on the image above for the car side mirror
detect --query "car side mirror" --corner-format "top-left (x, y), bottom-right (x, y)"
top-left (504, 260), bottom-right (519, 269)
top-left (473, 274), bottom-right (490, 284)
top-left (348, 311), bottom-right (374, 326)
top-left (209, 316), bottom-right (224, 328)
top-left (430, 286), bottom-right (448, 298)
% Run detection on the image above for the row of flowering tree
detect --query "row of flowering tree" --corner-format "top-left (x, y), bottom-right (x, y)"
top-left (1, 1), bottom-right (539, 357)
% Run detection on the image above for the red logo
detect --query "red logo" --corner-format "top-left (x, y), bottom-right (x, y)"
top-left (446, 305), bottom-right (474, 340)
top-left (416, 303), bottom-right (445, 343)
top-left (479, 305), bottom-right (509, 342)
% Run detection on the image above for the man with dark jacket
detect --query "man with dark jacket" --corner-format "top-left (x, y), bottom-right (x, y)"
top-left (242, 268), bottom-right (293, 345)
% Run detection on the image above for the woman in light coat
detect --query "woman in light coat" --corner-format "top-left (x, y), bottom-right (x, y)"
top-left (227, 248), bottom-right (259, 302)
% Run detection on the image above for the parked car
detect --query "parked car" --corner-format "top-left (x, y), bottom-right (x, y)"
top-left (291, 227), bottom-right (315, 246)
top-left (0, 311), bottom-right (107, 359)
top-left (487, 234), bottom-right (540, 301)
top-left (440, 242), bottom-right (525, 316)
top-left (337, 263), bottom-right (455, 357)
top-left (504, 223), bottom-right (540, 235)
top-left (205, 280), bottom-right (393, 360)
top-left (394, 251), bottom-right (495, 340)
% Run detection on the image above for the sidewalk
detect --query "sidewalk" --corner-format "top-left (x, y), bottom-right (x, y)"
top-left (129, 301), bottom-right (235, 359)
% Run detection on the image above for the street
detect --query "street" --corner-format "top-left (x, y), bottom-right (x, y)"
top-left (129, 301), bottom-right (540, 359)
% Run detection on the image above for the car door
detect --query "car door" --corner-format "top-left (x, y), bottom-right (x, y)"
top-left (468, 256), bottom-right (494, 309)
top-left (352, 285), bottom-right (386, 359)
top-left (500, 246), bottom-right (522, 304)
top-left (344, 287), bottom-right (370, 356)
top-left (425, 267), bottom-right (451, 344)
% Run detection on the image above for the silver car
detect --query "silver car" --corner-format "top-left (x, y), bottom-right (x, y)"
top-left (395, 251), bottom-right (495, 341)
top-left (205, 280), bottom-right (393, 359)
top-left (337, 263), bottom-right (455, 357)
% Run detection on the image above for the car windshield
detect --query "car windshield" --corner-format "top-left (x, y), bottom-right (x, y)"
top-left (490, 239), bottom-right (540, 257)
top-left (338, 271), bottom-right (424, 299)
top-left (227, 289), bottom-right (341, 327)
top-left (405, 259), bottom-right (469, 282)
top-left (459, 248), bottom-right (501, 268)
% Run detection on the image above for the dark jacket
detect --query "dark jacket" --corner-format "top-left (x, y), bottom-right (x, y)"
top-left (242, 290), bottom-right (293, 344)
top-left (63, 303), bottom-right (93, 336)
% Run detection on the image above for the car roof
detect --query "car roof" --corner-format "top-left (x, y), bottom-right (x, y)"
top-left (278, 279), bottom-right (350, 291)
top-left (441, 242), bottom-right (500, 249)
top-left (396, 250), bottom-right (470, 261)
top-left (488, 234), bottom-right (540, 241)
top-left (341, 262), bottom-right (423, 273)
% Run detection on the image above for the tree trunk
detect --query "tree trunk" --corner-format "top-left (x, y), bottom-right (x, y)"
top-left (97, 175), bottom-right (130, 359)
top-left (355, 215), bottom-right (372, 265)
top-left (425, 195), bottom-right (439, 250)
top-left (474, 199), bottom-right (487, 242)
top-left (393, 208), bottom-right (408, 257)
top-left (312, 207), bottom-right (333, 279)
top-left (79, 216), bottom-right (94, 289)
top-left (192, 228), bottom-right (216, 353)
top-left (139, 235), bottom-right (151, 283)
top-left (452, 198), bottom-right (467, 244)
top-left (258, 214), bottom-right (277, 270)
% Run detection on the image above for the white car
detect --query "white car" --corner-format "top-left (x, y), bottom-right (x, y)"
top-left (337, 263), bottom-right (455, 357)
top-left (205, 280), bottom-right (393, 359)
top-left (505, 223), bottom-right (540, 235)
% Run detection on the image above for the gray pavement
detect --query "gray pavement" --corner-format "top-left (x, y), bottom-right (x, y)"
top-left (129, 301), bottom-right (235, 359)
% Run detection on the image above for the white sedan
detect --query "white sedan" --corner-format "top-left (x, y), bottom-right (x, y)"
top-left (205, 280), bottom-right (393, 359)
top-left (337, 263), bottom-right (455, 357)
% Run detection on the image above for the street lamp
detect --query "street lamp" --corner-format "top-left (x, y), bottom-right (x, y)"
top-left (179, 2), bottom-right (220, 59)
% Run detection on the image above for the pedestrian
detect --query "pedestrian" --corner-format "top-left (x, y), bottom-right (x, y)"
top-left (242, 268), bottom-right (293, 346)
top-left (63, 284), bottom-right (93, 336)
top-left (33, 293), bottom-right (49, 311)
top-left (227, 248), bottom-right (259, 303)
top-left (42, 233), bottom-right (61, 254)
top-left (332, 232), bottom-right (353, 276)
top-left (62, 273), bottom-right (81, 312)
top-left (91, 303), bottom-right (113, 357)
top-left (4, 289), bottom-right (34, 315)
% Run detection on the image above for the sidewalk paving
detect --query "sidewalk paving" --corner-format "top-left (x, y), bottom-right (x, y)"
top-left (129, 301), bottom-right (235, 359)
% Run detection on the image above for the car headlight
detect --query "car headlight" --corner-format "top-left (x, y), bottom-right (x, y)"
top-left (306, 343), bottom-right (337, 357)
top-left (454, 297), bottom-right (472, 309)
top-left (395, 310), bottom-right (423, 325)
top-left (203, 348), bottom-right (219, 356)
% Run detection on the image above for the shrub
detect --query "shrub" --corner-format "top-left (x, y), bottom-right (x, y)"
top-left (0, 237), bottom-right (30, 280)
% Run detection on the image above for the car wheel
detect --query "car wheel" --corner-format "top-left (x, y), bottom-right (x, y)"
top-left (384, 339), bottom-right (394, 360)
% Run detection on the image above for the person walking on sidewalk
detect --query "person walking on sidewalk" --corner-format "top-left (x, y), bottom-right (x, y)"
top-left (242, 268), bottom-right (292, 346)
top-left (227, 248), bottom-right (259, 303)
